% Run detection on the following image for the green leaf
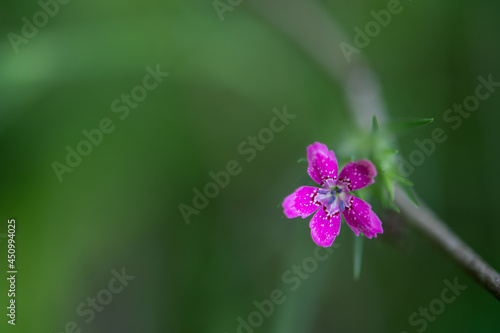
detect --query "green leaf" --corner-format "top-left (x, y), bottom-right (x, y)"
top-left (387, 200), bottom-right (401, 213)
top-left (381, 173), bottom-right (395, 201)
top-left (387, 171), bottom-right (414, 187)
top-left (386, 118), bottom-right (434, 132)
top-left (297, 157), bottom-right (307, 163)
top-left (353, 235), bottom-right (364, 281)
top-left (400, 184), bottom-right (420, 207)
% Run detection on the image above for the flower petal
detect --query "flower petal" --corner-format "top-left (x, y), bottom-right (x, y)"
top-left (339, 159), bottom-right (377, 191)
top-left (309, 207), bottom-right (341, 247)
top-left (282, 186), bottom-right (321, 219)
top-left (307, 142), bottom-right (339, 186)
top-left (343, 195), bottom-right (383, 238)
top-left (368, 210), bottom-right (383, 235)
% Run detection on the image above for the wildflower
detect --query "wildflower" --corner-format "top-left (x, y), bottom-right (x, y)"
top-left (283, 142), bottom-right (383, 247)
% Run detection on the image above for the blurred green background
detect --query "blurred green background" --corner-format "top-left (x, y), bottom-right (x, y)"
top-left (1, 0), bottom-right (500, 332)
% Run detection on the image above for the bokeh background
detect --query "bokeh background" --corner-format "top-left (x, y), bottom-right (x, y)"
top-left (1, 0), bottom-right (500, 332)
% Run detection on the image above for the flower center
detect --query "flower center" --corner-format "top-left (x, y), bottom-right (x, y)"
top-left (315, 186), bottom-right (347, 214)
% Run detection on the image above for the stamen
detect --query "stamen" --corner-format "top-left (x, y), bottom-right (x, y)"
top-left (340, 199), bottom-right (345, 211)
top-left (337, 188), bottom-right (343, 194)
top-left (328, 196), bottom-right (335, 205)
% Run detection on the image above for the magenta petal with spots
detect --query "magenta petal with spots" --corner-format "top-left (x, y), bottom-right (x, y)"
top-left (309, 207), bottom-right (341, 247)
top-left (343, 196), bottom-right (383, 238)
top-left (282, 186), bottom-right (321, 218)
top-left (339, 160), bottom-right (377, 191)
top-left (307, 142), bottom-right (338, 186)
top-left (368, 210), bottom-right (383, 235)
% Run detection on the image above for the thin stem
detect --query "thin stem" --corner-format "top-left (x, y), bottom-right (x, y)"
top-left (395, 188), bottom-right (500, 300)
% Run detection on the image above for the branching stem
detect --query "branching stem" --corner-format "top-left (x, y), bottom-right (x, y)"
top-left (396, 188), bottom-right (500, 300)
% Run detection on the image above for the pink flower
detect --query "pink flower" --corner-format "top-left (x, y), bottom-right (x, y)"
top-left (282, 142), bottom-right (383, 247)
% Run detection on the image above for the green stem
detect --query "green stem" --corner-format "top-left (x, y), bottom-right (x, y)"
top-left (353, 235), bottom-right (364, 281)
